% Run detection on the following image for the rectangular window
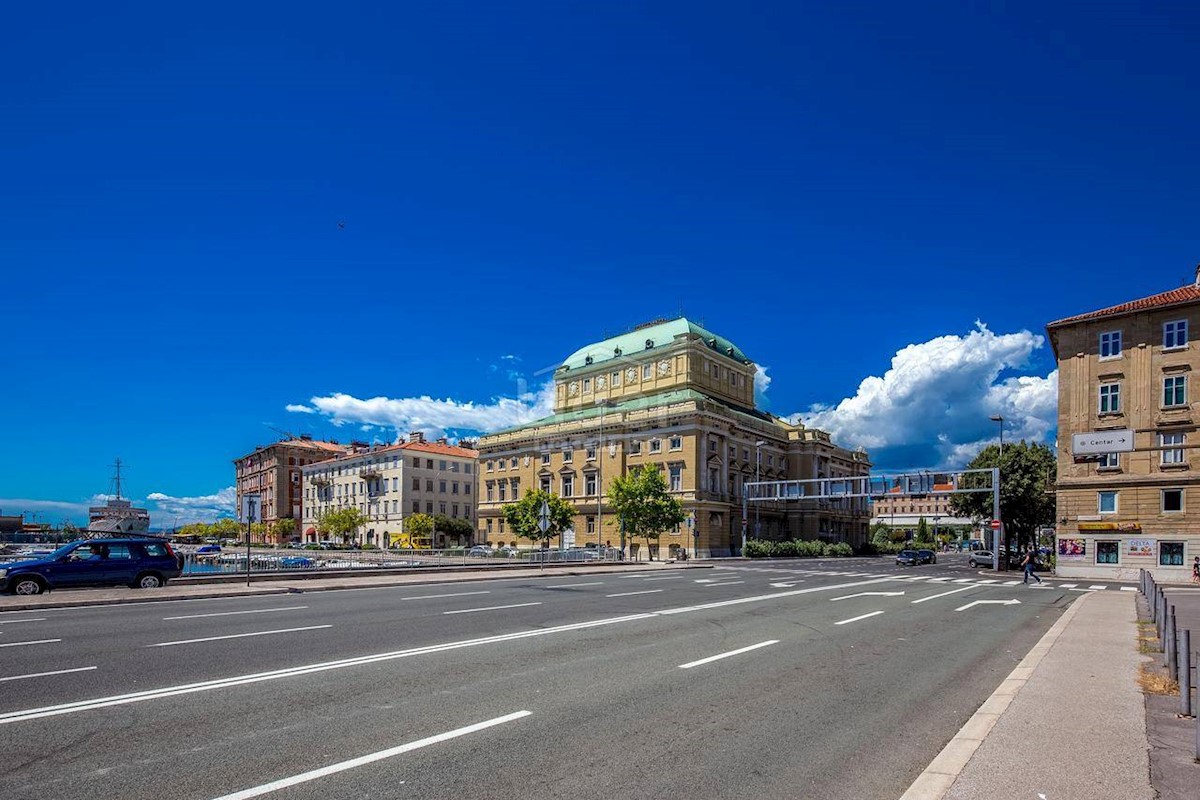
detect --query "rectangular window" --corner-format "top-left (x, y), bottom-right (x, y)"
top-left (562, 448), bottom-right (573, 462)
top-left (439, 481), bottom-right (447, 493)
top-left (1098, 491), bottom-right (1118, 514)
top-left (452, 482), bottom-right (459, 494)
top-left (1098, 382), bottom-right (1121, 414)
top-left (465, 464), bottom-right (472, 474)
top-left (540, 477), bottom-right (551, 493)
top-left (612, 371), bottom-right (621, 387)
top-left (1097, 452), bottom-right (1120, 469)
top-left (426, 480), bottom-right (434, 492)
top-left (487, 518), bottom-right (493, 533)
top-left (1160, 432), bottom-right (1185, 465)
top-left (629, 440), bottom-right (641, 455)
top-left (1164, 319), bottom-right (1188, 349)
top-left (1096, 540), bottom-right (1119, 564)
top-left (412, 477), bottom-right (419, 490)
top-left (1160, 541), bottom-right (1185, 566)
top-left (498, 519), bottom-right (505, 533)
top-left (586, 446), bottom-right (597, 460)
top-left (643, 364), bottom-right (652, 380)
top-left (583, 378), bottom-right (591, 392)
top-left (412, 500), bottom-right (419, 513)
top-left (412, 457), bottom-right (420, 468)
top-left (669, 464), bottom-right (682, 492)
top-left (585, 473), bottom-right (597, 495)
top-left (498, 482), bottom-right (506, 501)
top-left (669, 436), bottom-right (682, 450)
top-left (426, 501), bottom-right (434, 514)
top-left (486, 482), bottom-right (494, 502)
top-left (586, 517), bottom-right (596, 534)
top-left (542, 452), bottom-right (551, 464)
top-left (1099, 330), bottom-right (1122, 359)
top-left (561, 475), bottom-right (574, 497)
top-left (1162, 488), bottom-right (1184, 513)
top-left (439, 502), bottom-right (447, 514)
top-left (439, 460), bottom-right (447, 471)
top-left (498, 459), bottom-right (506, 471)
top-left (510, 457), bottom-right (518, 469)
top-left (452, 504), bottom-right (459, 517)
top-left (1163, 375), bottom-right (1187, 407)
top-left (649, 439), bottom-right (661, 453)
top-left (426, 459), bottom-right (434, 469)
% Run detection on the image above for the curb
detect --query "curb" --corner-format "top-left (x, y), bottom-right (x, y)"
top-left (898, 590), bottom-right (1095, 800)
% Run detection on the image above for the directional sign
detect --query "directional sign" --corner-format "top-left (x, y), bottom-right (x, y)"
top-left (830, 591), bottom-right (906, 602)
top-left (955, 599), bottom-right (1021, 612)
top-left (538, 500), bottom-right (551, 534)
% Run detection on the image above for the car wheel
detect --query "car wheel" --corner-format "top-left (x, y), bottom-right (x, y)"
top-left (12, 576), bottom-right (45, 595)
top-left (135, 572), bottom-right (164, 589)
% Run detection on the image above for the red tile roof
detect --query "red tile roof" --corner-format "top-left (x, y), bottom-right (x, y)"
top-left (399, 440), bottom-right (479, 458)
top-left (1048, 284), bottom-right (1200, 327)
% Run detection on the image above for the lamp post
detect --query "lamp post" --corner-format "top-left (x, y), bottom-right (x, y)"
top-left (754, 440), bottom-right (767, 539)
top-left (989, 414), bottom-right (1004, 570)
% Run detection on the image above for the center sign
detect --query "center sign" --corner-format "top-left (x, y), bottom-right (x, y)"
top-left (1072, 429), bottom-right (1133, 455)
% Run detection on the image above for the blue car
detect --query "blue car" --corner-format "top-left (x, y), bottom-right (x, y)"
top-left (1, 538), bottom-right (183, 595)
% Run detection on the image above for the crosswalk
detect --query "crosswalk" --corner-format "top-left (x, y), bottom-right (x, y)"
top-left (717, 564), bottom-right (1123, 592)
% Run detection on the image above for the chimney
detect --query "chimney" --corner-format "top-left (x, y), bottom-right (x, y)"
top-left (299, 434), bottom-right (313, 441)
top-left (1195, 263), bottom-right (1200, 286)
top-left (437, 437), bottom-right (448, 445)
top-left (409, 431), bottom-right (425, 443)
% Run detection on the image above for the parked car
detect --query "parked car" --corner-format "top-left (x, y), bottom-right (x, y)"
top-left (467, 545), bottom-right (494, 557)
top-left (916, 549), bottom-right (937, 565)
top-left (196, 544), bottom-right (221, 554)
top-left (498, 545), bottom-right (520, 557)
top-left (1, 538), bottom-right (183, 595)
top-left (278, 556), bottom-right (315, 568)
top-left (896, 549), bottom-right (920, 566)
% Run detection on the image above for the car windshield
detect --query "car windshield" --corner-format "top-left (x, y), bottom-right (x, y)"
top-left (46, 542), bottom-right (84, 560)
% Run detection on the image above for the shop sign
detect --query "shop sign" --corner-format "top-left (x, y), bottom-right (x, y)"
top-left (1058, 538), bottom-right (1087, 560)
top-left (1077, 522), bottom-right (1142, 531)
top-left (1127, 538), bottom-right (1155, 557)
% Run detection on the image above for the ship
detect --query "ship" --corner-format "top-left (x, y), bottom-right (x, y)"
top-left (87, 458), bottom-right (151, 536)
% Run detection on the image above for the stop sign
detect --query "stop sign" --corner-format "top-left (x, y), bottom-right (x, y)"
top-left (990, 520), bottom-right (1002, 529)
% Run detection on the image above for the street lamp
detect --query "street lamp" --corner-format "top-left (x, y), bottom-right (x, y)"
top-left (989, 414), bottom-right (1005, 570)
top-left (990, 414), bottom-right (1005, 461)
top-left (754, 440), bottom-right (767, 539)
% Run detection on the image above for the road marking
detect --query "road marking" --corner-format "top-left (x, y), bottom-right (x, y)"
top-left (834, 611), bottom-right (884, 626)
top-left (956, 599), bottom-right (1021, 612)
top-left (211, 710), bottom-right (532, 800)
top-left (705, 581), bottom-right (746, 588)
top-left (544, 582), bottom-right (604, 589)
top-left (148, 626), bottom-right (331, 647)
top-left (1069, 588), bottom-right (1095, 592)
top-left (952, 579), bottom-right (975, 584)
top-left (928, 577), bottom-right (952, 583)
top-left (642, 576), bottom-right (683, 581)
top-left (693, 578), bottom-right (717, 583)
top-left (443, 603), bottom-right (542, 615)
top-left (618, 573), bottom-right (660, 578)
top-left (769, 582), bottom-right (800, 588)
top-left (164, 606), bottom-right (309, 621)
top-left (678, 640), bottom-right (779, 669)
top-left (831, 591), bottom-right (905, 602)
top-left (0, 666), bottom-right (96, 683)
top-left (0, 577), bottom-right (895, 726)
top-left (1120, 586), bottom-right (1138, 592)
top-left (0, 618), bottom-right (47, 625)
top-left (0, 639), bottom-right (61, 649)
top-left (975, 579), bottom-right (999, 584)
top-left (1088, 585), bottom-right (1107, 590)
top-left (911, 586), bottom-right (976, 604)
top-left (1057, 583), bottom-right (1077, 588)
top-left (401, 591), bottom-right (491, 601)
top-left (1003, 580), bottom-right (1022, 586)
top-left (606, 590), bottom-right (664, 598)
top-left (904, 576), bottom-right (928, 581)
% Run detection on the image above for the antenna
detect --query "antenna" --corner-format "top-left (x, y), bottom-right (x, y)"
top-left (265, 424), bottom-right (296, 441)
top-left (112, 458), bottom-right (123, 500)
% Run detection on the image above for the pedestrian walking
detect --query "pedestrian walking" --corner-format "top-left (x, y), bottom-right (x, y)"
top-left (1192, 555), bottom-right (1200, 585)
top-left (1022, 548), bottom-right (1041, 584)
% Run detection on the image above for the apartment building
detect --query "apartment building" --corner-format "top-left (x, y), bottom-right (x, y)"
top-left (475, 318), bottom-right (871, 557)
top-left (233, 436), bottom-right (348, 542)
top-left (300, 433), bottom-right (478, 548)
top-left (1048, 269), bottom-right (1200, 581)
top-left (870, 481), bottom-right (976, 540)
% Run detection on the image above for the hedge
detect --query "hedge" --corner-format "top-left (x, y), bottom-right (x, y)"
top-left (742, 539), bottom-right (854, 559)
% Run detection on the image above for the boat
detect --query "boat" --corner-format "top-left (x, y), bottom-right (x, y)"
top-left (87, 459), bottom-right (151, 536)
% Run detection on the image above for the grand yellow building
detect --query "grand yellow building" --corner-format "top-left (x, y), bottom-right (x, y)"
top-left (476, 318), bottom-right (870, 557)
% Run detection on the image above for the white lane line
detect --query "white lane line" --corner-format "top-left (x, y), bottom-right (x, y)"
top-left (678, 640), bottom-right (779, 670)
top-left (705, 581), bottom-right (746, 588)
top-left (606, 590), bottom-right (664, 598)
top-left (544, 582), bottom-right (604, 589)
top-left (211, 710), bottom-right (532, 800)
top-left (0, 666), bottom-right (97, 683)
top-left (442, 603), bottom-right (542, 615)
top-left (618, 573), bottom-right (660, 578)
top-left (0, 618), bottom-right (47, 625)
top-left (1088, 585), bottom-right (1108, 590)
top-left (952, 579), bottom-right (975, 584)
top-left (1120, 587), bottom-right (1138, 592)
top-left (148, 626), bottom-right (331, 648)
top-left (835, 611), bottom-right (884, 626)
top-left (0, 639), bottom-right (61, 649)
top-left (642, 576), bottom-right (683, 582)
top-left (1003, 580), bottom-right (1022, 586)
top-left (911, 586), bottom-right (976, 604)
top-left (1057, 583), bottom-right (1077, 589)
top-left (0, 576), bottom-right (895, 726)
top-left (975, 579), bottom-right (999, 584)
top-left (402, 591), bottom-right (491, 601)
top-left (164, 606), bottom-right (309, 621)
top-left (928, 577), bottom-right (952, 583)
top-left (1069, 588), bottom-right (1095, 592)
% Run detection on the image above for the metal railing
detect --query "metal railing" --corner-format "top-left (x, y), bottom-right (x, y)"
top-left (1140, 569), bottom-right (1199, 758)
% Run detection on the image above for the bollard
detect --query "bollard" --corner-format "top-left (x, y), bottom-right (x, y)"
top-left (1181, 629), bottom-right (1193, 718)
top-left (1166, 608), bottom-right (1176, 673)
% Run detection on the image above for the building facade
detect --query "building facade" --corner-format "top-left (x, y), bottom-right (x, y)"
top-left (300, 433), bottom-right (478, 548)
top-left (870, 481), bottom-right (977, 541)
top-left (1048, 271), bottom-right (1200, 581)
top-left (233, 436), bottom-right (348, 542)
top-left (475, 318), bottom-right (871, 557)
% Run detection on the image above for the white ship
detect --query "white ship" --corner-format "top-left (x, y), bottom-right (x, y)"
top-left (88, 459), bottom-right (151, 535)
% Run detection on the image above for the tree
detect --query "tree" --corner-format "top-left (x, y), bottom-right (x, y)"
top-left (915, 517), bottom-right (930, 543)
top-left (405, 513), bottom-right (434, 538)
top-left (318, 507), bottom-right (368, 545)
top-left (608, 465), bottom-right (687, 560)
top-left (272, 518), bottom-right (297, 543)
top-left (177, 522), bottom-right (210, 540)
top-left (502, 489), bottom-right (574, 549)
top-left (869, 521), bottom-right (892, 544)
top-left (210, 518), bottom-right (243, 541)
top-left (948, 440), bottom-right (1055, 551)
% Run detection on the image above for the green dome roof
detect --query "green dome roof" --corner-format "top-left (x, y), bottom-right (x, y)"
top-left (560, 318), bottom-right (751, 371)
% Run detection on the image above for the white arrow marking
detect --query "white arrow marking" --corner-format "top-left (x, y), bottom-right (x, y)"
top-left (955, 599), bottom-right (1021, 612)
top-left (830, 591), bottom-right (906, 602)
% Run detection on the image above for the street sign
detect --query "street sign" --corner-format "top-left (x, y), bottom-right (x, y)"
top-left (990, 520), bottom-right (1002, 530)
top-left (538, 500), bottom-right (551, 534)
top-left (241, 493), bottom-right (260, 524)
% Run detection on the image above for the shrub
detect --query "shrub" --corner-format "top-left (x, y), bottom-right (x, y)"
top-left (774, 539), bottom-right (800, 558)
top-left (825, 542), bottom-right (853, 557)
top-left (743, 539), bottom-right (776, 558)
top-left (796, 540), bottom-right (826, 558)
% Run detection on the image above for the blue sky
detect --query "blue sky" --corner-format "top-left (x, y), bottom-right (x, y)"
top-left (3, 2), bottom-right (1198, 525)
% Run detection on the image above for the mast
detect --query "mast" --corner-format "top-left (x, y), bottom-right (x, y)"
top-left (113, 458), bottom-right (123, 501)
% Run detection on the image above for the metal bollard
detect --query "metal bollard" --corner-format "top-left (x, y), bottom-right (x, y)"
top-left (1180, 629), bottom-right (1192, 718)
top-left (1166, 608), bottom-right (1176, 672)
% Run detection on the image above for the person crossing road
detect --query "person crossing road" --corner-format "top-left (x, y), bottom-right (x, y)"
top-left (1022, 549), bottom-right (1042, 585)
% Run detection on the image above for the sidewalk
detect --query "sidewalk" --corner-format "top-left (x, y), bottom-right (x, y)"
top-left (0, 561), bottom-right (701, 612)
top-left (903, 590), bottom-right (1153, 800)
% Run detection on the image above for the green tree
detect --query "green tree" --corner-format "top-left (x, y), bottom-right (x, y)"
top-left (210, 518), bottom-right (243, 541)
top-left (869, 521), bottom-right (892, 544)
top-left (405, 513), bottom-right (434, 538)
top-left (177, 522), bottom-right (210, 540)
top-left (915, 516), bottom-right (930, 543)
top-left (318, 507), bottom-right (368, 545)
top-left (949, 440), bottom-right (1056, 551)
top-left (609, 465), bottom-right (687, 560)
top-left (272, 518), bottom-right (297, 543)
top-left (502, 489), bottom-right (575, 549)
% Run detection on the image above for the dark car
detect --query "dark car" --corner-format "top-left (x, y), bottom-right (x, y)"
top-left (1, 538), bottom-right (183, 595)
top-left (896, 549), bottom-right (920, 566)
top-left (916, 549), bottom-right (937, 565)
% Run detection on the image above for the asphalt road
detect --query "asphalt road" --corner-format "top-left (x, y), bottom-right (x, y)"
top-left (0, 554), bottom-right (1107, 800)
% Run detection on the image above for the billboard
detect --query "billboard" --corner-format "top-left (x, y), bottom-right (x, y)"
top-left (1127, 538), bottom-right (1155, 557)
top-left (1072, 429), bottom-right (1133, 455)
top-left (1058, 538), bottom-right (1087, 560)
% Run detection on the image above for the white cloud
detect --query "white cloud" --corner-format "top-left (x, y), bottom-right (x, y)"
top-left (754, 365), bottom-right (772, 405)
top-left (794, 323), bottom-right (1057, 470)
top-left (146, 486), bottom-right (237, 525)
top-left (285, 404), bottom-right (316, 414)
top-left (290, 381), bottom-right (558, 440)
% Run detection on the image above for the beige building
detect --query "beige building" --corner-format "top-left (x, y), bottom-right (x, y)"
top-left (476, 318), bottom-right (871, 557)
top-left (1048, 270), bottom-right (1200, 581)
top-left (870, 481), bottom-right (976, 541)
top-left (301, 433), bottom-right (478, 548)
top-left (234, 436), bottom-right (348, 543)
